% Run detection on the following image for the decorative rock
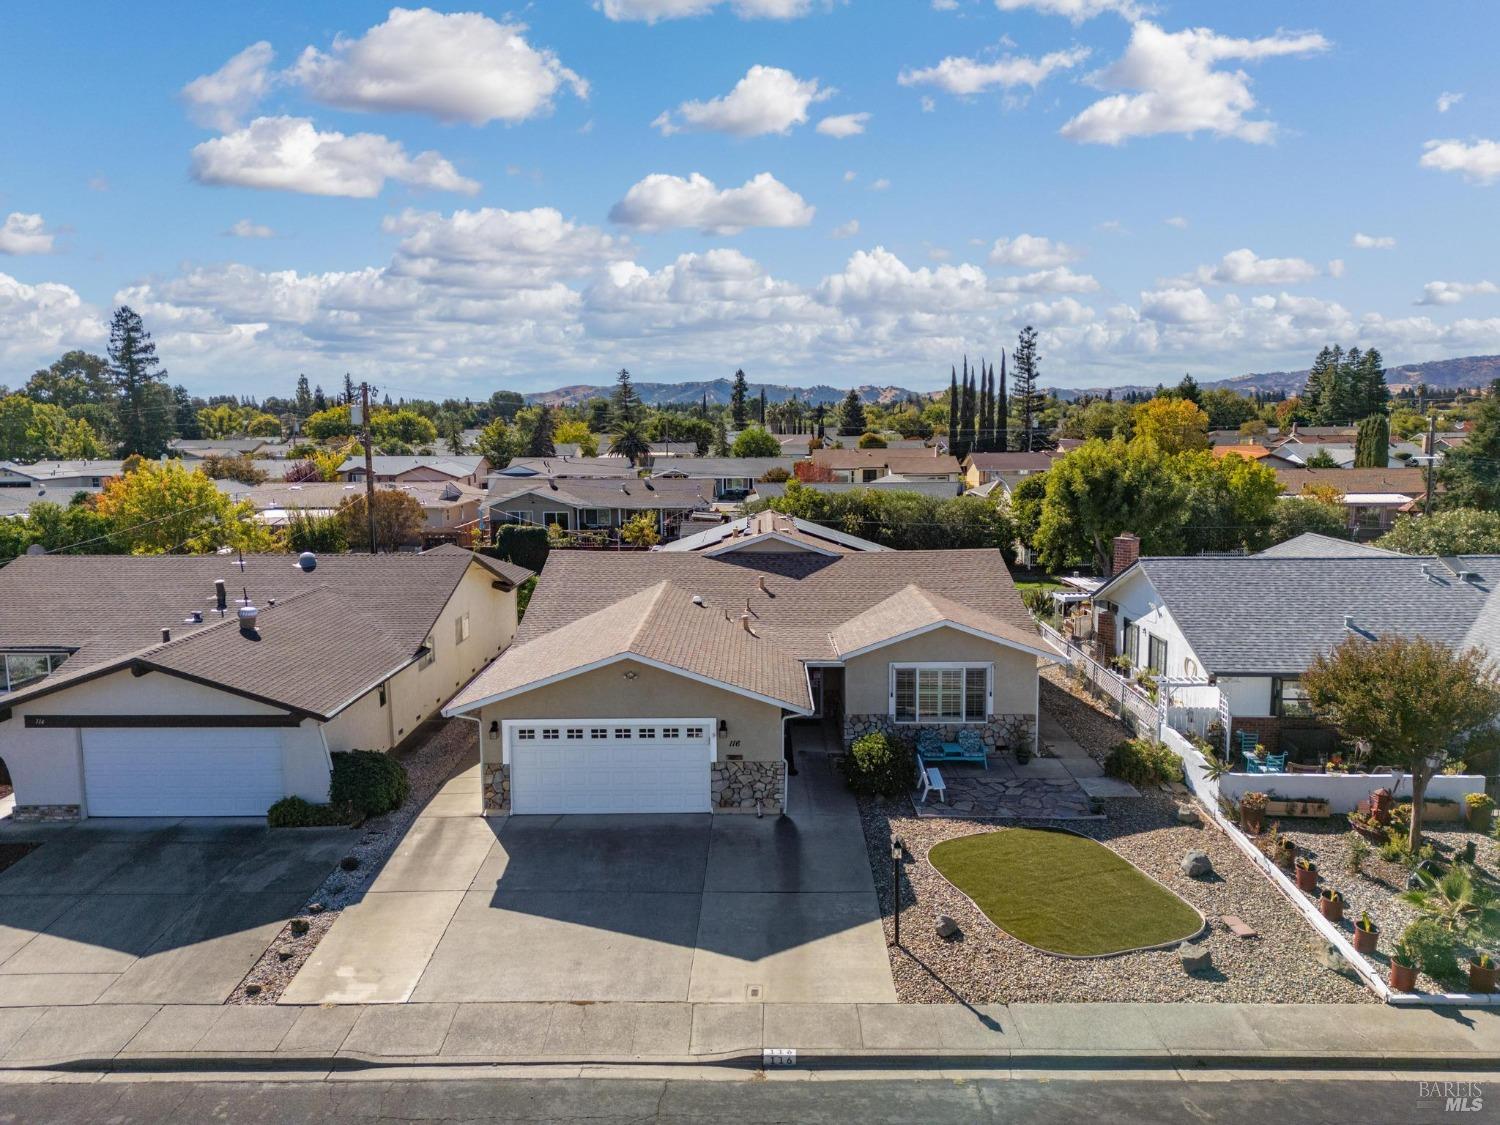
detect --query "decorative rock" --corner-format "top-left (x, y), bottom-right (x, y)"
top-left (289, 918), bottom-right (311, 936)
top-left (1316, 942), bottom-right (1353, 977)
top-left (340, 855), bottom-right (360, 872)
top-left (1176, 804), bottom-right (1200, 825)
top-left (244, 984), bottom-right (261, 996)
top-left (1179, 943), bottom-right (1213, 974)
top-left (935, 914), bottom-right (960, 939)
top-left (306, 903), bottom-right (324, 915)
top-left (1180, 850), bottom-right (1213, 878)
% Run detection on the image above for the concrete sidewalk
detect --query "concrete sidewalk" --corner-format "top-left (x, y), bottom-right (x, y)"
top-left (1, 1001), bottom-right (1497, 1075)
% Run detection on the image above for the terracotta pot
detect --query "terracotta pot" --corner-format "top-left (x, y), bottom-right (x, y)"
top-left (1468, 808), bottom-right (1494, 833)
top-left (1295, 866), bottom-right (1318, 892)
top-left (1470, 961), bottom-right (1498, 994)
top-left (1352, 926), bottom-right (1378, 955)
top-left (1275, 841), bottom-right (1297, 868)
top-left (1319, 895), bottom-right (1344, 924)
top-left (1389, 961), bottom-right (1418, 992)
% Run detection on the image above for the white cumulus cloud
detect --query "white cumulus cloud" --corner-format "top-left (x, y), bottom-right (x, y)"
top-left (988, 234), bottom-right (1079, 268)
top-left (181, 41), bottom-right (277, 130)
top-left (994, 0), bottom-right (1145, 21)
top-left (608, 172), bottom-right (814, 234)
top-left (1437, 91), bottom-right (1464, 113)
top-left (817, 112), bottom-right (871, 138)
top-left (1351, 232), bottom-right (1395, 249)
top-left (830, 219), bottom-right (860, 238)
top-left (599, 0), bottom-right (815, 22)
top-left (652, 66), bottom-right (829, 137)
top-left (1421, 138), bottom-right (1500, 185)
top-left (1182, 248), bottom-right (1321, 287)
top-left (190, 116), bottom-right (478, 198)
top-left (227, 219), bottom-right (276, 239)
top-left (0, 213), bottom-right (56, 255)
top-left (899, 46), bottom-right (1090, 97)
top-left (289, 7), bottom-right (585, 125)
top-left (0, 272), bottom-right (104, 359)
top-left (1061, 22), bottom-right (1329, 145)
top-left (1416, 280), bottom-right (1499, 306)
top-left (1164, 215), bottom-right (1188, 229)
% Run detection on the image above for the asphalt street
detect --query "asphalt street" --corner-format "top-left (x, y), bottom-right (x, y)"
top-left (0, 1075), bottom-right (1495, 1124)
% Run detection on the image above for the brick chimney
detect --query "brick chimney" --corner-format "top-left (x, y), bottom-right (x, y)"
top-left (1111, 532), bottom-right (1140, 577)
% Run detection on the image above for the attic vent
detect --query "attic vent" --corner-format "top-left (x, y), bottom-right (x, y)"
top-left (692, 595), bottom-right (704, 606)
top-left (1343, 613), bottom-right (1355, 631)
top-left (238, 604), bottom-right (259, 633)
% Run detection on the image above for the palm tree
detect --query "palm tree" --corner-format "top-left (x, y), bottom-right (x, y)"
top-left (1400, 864), bottom-right (1499, 934)
top-left (609, 420), bottom-right (651, 466)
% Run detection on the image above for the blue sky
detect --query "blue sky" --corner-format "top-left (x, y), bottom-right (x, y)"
top-left (1, 0), bottom-right (1498, 400)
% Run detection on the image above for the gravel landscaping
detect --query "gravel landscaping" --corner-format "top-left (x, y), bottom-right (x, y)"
top-left (229, 719), bottom-right (477, 1005)
top-left (1268, 816), bottom-right (1500, 994)
top-left (857, 670), bottom-right (1375, 1005)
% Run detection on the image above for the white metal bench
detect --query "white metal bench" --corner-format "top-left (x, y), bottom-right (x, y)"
top-left (915, 754), bottom-right (948, 805)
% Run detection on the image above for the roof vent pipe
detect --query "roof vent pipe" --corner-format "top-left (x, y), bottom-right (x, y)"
top-left (757, 575), bottom-right (769, 594)
top-left (161, 627), bottom-right (171, 644)
top-left (215, 578), bottom-right (227, 612)
top-left (739, 613), bottom-right (755, 635)
top-left (1344, 613), bottom-right (1355, 631)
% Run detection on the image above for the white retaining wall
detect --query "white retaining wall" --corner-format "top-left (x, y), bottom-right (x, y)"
top-left (1218, 771), bottom-right (1485, 814)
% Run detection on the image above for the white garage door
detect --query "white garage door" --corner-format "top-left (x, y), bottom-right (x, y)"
top-left (82, 728), bottom-right (286, 817)
top-left (508, 719), bottom-right (711, 814)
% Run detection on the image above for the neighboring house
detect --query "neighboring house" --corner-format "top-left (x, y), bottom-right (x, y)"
top-left (339, 456), bottom-right (489, 486)
top-left (485, 476), bottom-right (714, 537)
top-left (170, 438), bottom-right (275, 460)
top-left (0, 547), bottom-right (531, 820)
top-left (229, 480), bottom-right (486, 541)
top-left (1274, 467), bottom-right (1431, 538)
top-left (640, 440), bottom-right (700, 461)
top-left (810, 448), bottom-right (962, 483)
top-left (1211, 445), bottom-right (1306, 470)
top-left (495, 457), bottom-right (636, 480)
top-left (751, 479), bottom-right (961, 502)
top-left (660, 510), bottom-right (887, 555)
top-left (960, 452), bottom-right (1055, 493)
top-left (650, 457), bottom-right (800, 499)
top-left (1256, 532), bottom-right (1400, 559)
top-left (443, 549), bottom-right (1057, 815)
top-left (0, 461), bottom-right (125, 494)
top-left (1092, 542), bottom-right (1500, 755)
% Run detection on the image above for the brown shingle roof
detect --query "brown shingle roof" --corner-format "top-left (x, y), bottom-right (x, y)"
top-left (447, 549), bottom-right (1036, 714)
top-left (1274, 467), bottom-right (1431, 496)
top-left (448, 580), bottom-right (811, 712)
top-left (810, 449), bottom-right (961, 474)
top-left (830, 585), bottom-right (1052, 658)
top-left (0, 545), bottom-right (528, 714)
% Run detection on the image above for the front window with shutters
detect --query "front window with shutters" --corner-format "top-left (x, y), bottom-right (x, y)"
top-left (891, 664), bottom-right (991, 723)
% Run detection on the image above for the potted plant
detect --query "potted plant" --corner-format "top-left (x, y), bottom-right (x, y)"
top-left (1390, 943), bottom-right (1418, 993)
top-left (1240, 791), bottom-right (1268, 835)
top-left (1352, 911), bottom-right (1378, 955)
top-left (1294, 855), bottom-right (1319, 892)
top-left (1466, 793), bottom-right (1495, 833)
top-left (1470, 952), bottom-right (1497, 994)
top-left (1272, 829), bottom-right (1297, 869)
top-left (1319, 887), bottom-right (1344, 923)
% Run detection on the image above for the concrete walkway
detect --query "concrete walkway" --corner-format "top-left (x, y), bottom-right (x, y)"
top-left (0, 1001), bottom-right (1496, 1072)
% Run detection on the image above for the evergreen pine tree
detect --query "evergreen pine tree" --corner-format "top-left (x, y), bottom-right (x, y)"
top-left (758, 386), bottom-right (767, 425)
top-left (611, 367), bottom-right (642, 427)
top-left (107, 305), bottom-right (174, 457)
top-left (1011, 326), bottom-right (1043, 452)
top-left (294, 374), bottom-right (313, 416)
top-left (730, 368), bottom-right (749, 429)
top-left (1303, 346), bottom-right (1344, 425)
top-left (997, 352), bottom-right (1008, 452)
top-left (1354, 413), bottom-right (1390, 468)
top-left (526, 403), bottom-right (557, 457)
top-left (312, 384), bottom-right (328, 412)
top-left (173, 385), bottom-right (202, 441)
top-left (838, 388), bottom-right (866, 435)
top-left (1354, 348), bottom-right (1389, 417)
top-left (1441, 379), bottom-right (1500, 509)
top-left (342, 374), bottom-right (357, 406)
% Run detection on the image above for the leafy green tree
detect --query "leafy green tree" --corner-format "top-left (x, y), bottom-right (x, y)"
top-left (856, 432), bottom-right (887, 449)
top-left (1270, 496), bottom-right (1351, 543)
top-left (1354, 413), bottom-right (1390, 468)
top-left (731, 425), bottom-right (781, 457)
top-left (554, 418), bottom-right (598, 457)
top-left (761, 482), bottom-right (1015, 557)
top-left (837, 388), bottom-right (866, 436)
top-left (1303, 636), bottom-right (1500, 851)
top-left (1131, 397), bottom-right (1209, 454)
top-left (1011, 326), bottom-right (1043, 451)
top-left (338, 489), bottom-right (426, 552)
top-left (586, 397), bottom-right (612, 432)
top-left (730, 369), bottom-right (749, 429)
top-left (474, 418), bottom-right (516, 469)
top-left (1200, 388), bottom-right (1258, 431)
top-left (26, 351), bottom-right (115, 410)
top-left (711, 418), bottom-right (731, 457)
top-left (1010, 471), bottom-right (1048, 552)
top-left (619, 512), bottom-right (661, 547)
top-left (93, 460), bottom-right (276, 554)
top-left (304, 405), bottom-right (354, 440)
top-left (286, 510), bottom-right (348, 553)
top-left (1440, 380), bottom-right (1500, 510)
top-left (371, 409), bottom-right (438, 449)
top-left (1303, 447), bottom-right (1340, 468)
top-left (107, 306), bottom-right (174, 457)
top-left (1378, 509), bottom-right (1500, 555)
top-left (57, 417), bottom-right (104, 459)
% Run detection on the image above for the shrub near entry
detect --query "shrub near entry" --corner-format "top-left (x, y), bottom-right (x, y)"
top-left (330, 750), bottom-right (410, 818)
top-left (840, 732), bottom-right (915, 797)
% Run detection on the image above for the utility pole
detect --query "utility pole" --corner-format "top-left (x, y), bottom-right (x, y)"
top-left (358, 382), bottom-right (378, 552)
top-left (1424, 413), bottom-right (1437, 517)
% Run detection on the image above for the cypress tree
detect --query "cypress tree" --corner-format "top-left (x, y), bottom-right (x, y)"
top-left (997, 352), bottom-right (1008, 452)
top-left (1354, 413), bottom-right (1390, 468)
top-left (949, 366), bottom-right (959, 445)
top-left (977, 361), bottom-right (990, 453)
top-left (730, 368), bottom-right (749, 429)
top-left (526, 403), bottom-right (557, 457)
top-left (758, 386), bottom-right (767, 426)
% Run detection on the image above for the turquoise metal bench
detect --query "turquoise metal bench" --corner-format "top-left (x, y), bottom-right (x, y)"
top-left (917, 729), bottom-right (989, 770)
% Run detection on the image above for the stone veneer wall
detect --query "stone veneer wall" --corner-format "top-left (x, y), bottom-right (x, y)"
top-left (711, 760), bottom-right (785, 814)
top-left (843, 714), bottom-right (1033, 754)
top-left (482, 762), bottom-right (510, 815)
top-left (12, 804), bottom-right (81, 822)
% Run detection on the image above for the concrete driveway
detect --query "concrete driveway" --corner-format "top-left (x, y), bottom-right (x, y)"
top-left (0, 817), bottom-right (350, 1006)
top-left (282, 727), bottom-right (897, 1006)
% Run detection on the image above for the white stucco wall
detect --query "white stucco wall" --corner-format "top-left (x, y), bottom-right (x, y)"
top-left (1219, 770), bottom-right (1486, 814)
top-left (1102, 570), bottom-right (1206, 682)
top-left (843, 626), bottom-right (1043, 718)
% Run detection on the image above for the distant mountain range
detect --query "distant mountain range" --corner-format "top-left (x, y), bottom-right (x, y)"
top-left (526, 355), bottom-right (1500, 408)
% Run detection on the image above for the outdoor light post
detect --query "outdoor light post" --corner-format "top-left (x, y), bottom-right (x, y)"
top-left (890, 837), bottom-right (905, 947)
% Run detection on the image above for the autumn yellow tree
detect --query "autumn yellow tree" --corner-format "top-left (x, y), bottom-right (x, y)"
top-left (1131, 397), bottom-right (1210, 454)
top-left (94, 460), bottom-right (279, 554)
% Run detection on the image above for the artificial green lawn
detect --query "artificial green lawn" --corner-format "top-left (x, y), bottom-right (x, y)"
top-left (928, 828), bottom-right (1203, 957)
